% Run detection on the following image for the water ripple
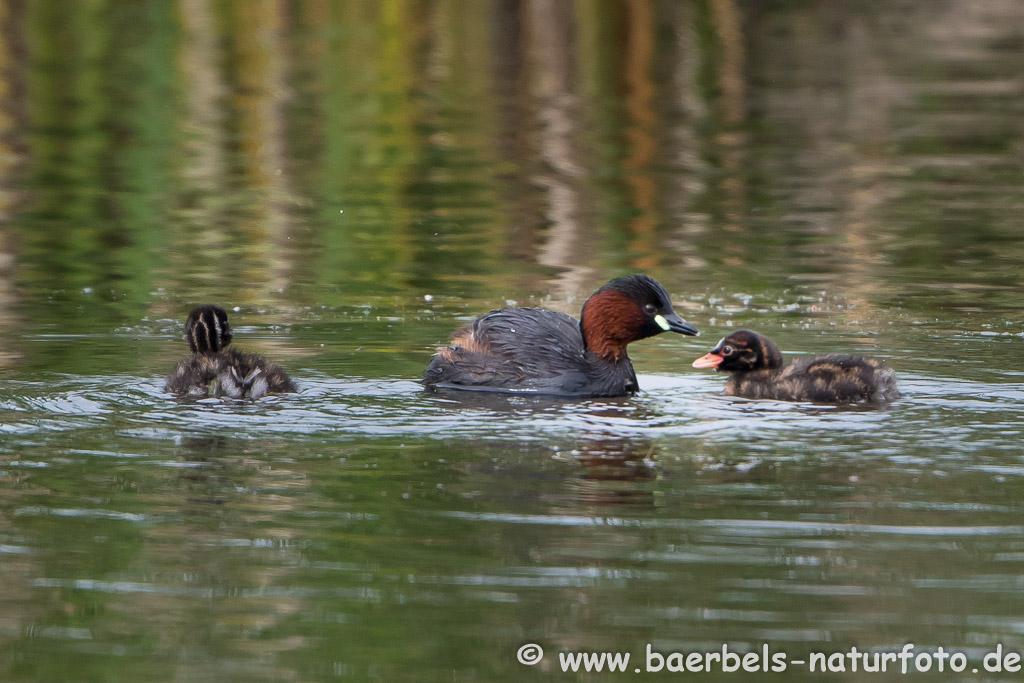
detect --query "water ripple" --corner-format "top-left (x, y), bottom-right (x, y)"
top-left (2, 372), bottom-right (1018, 457)
top-left (440, 511), bottom-right (1024, 537)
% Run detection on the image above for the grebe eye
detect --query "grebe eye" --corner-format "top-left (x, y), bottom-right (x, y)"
top-left (722, 345), bottom-right (734, 355)
top-left (644, 304), bottom-right (656, 314)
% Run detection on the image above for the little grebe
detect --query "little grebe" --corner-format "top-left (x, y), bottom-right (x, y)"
top-left (423, 275), bottom-right (699, 397)
top-left (692, 329), bottom-right (899, 403)
top-left (165, 305), bottom-right (296, 399)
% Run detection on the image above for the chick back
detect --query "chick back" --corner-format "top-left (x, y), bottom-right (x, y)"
top-left (165, 349), bottom-right (296, 399)
top-left (726, 355), bottom-right (899, 403)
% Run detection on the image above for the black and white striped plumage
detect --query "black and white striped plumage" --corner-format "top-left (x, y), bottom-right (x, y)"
top-left (165, 305), bottom-right (296, 399)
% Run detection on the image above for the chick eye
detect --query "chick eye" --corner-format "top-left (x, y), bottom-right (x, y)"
top-left (721, 345), bottom-right (734, 355)
top-left (644, 304), bottom-right (656, 314)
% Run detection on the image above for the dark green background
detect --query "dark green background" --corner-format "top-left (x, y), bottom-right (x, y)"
top-left (1, 1), bottom-right (1022, 680)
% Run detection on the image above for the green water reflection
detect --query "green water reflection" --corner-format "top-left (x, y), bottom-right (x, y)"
top-left (1, 0), bottom-right (1023, 681)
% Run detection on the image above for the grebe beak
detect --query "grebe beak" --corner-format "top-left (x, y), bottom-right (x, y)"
top-left (692, 352), bottom-right (724, 369)
top-left (655, 312), bottom-right (699, 336)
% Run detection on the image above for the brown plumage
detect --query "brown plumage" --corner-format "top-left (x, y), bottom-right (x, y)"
top-left (165, 305), bottom-right (296, 399)
top-left (692, 329), bottom-right (900, 403)
top-left (423, 275), bottom-right (700, 397)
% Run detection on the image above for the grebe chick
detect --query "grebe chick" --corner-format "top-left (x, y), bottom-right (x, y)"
top-left (692, 329), bottom-right (900, 403)
top-left (165, 305), bottom-right (296, 399)
top-left (423, 274), bottom-right (699, 397)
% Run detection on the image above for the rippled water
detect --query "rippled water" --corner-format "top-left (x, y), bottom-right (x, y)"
top-left (5, 317), bottom-right (1024, 679)
top-left (2, 1), bottom-right (1024, 681)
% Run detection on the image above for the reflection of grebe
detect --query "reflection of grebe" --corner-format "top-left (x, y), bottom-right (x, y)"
top-left (574, 437), bottom-right (658, 484)
top-left (423, 275), bottom-right (698, 397)
top-left (693, 330), bottom-right (899, 403)
top-left (165, 305), bottom-right (296, 399)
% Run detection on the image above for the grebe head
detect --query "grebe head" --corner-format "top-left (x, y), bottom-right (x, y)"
top-left (185, 305), bottom-right (233, 354)
top-left (580, 275), bottom-right (698, 360)
top-left (692, 329), bottom-right (783, 372)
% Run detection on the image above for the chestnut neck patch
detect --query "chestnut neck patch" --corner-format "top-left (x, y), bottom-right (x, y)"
top-left (580, 290), bottom-right (644, 360)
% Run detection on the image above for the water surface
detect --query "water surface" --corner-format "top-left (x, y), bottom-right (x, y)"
top-left (1, 1), bottom-right (1023, 681)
